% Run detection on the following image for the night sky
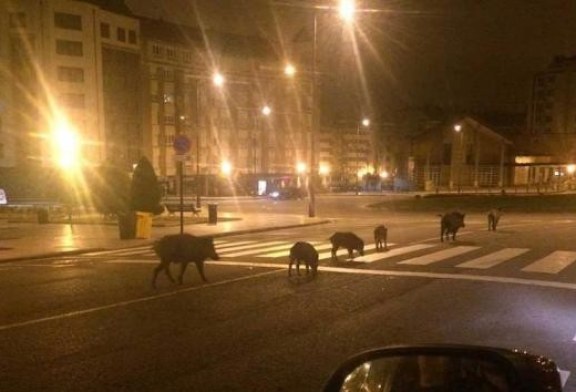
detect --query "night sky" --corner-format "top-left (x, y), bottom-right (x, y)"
top-left (126, 0), bottom-right (576, 121)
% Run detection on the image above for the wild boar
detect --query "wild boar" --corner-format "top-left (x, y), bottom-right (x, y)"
top-left (374, 225), bottom-right (388, 251)
top-left (329, 232), bottom-right (364, 261)
top-left (152, 233), bottom-right (219, 288)
top-left (288, 242), bottom-right (319, 277)
top-left (440, 212), bottom-right (466, 242)
top-left (487, 208), bottom-right (503, 231)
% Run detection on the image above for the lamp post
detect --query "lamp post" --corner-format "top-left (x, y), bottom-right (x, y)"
top-left (253, 105), bottom-right (272, 196)
top-left (453, 124), bottom-right (463, 193)
top-left (272, 0), bottom-right (360, 216)
top-left (356, 118), bottom-right (369, 195)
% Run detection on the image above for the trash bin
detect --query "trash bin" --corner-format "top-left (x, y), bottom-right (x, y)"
top-left (207, 203), bottom-right (218, 225)
top-left (37, 208), bottom-right (49, 224)
top-left (118, 212), bottom-right (136, 240)
top-left (135, 211), bottom-right (153, 239)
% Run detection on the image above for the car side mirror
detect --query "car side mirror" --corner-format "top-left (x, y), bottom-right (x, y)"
top-left (323, 344), bottom-right (562, 392)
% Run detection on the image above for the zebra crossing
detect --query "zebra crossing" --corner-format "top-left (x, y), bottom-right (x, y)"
top-left (86, 239), bottom-right (576, 276)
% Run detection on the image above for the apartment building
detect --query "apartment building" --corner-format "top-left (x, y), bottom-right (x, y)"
top-left (140, 18), bottom-right (313, 195)
top-left (3, 0), bottom-right (140, 170)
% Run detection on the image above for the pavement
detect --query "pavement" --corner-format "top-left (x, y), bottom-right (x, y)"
top-left (0, 211), bottom-right (330, 262)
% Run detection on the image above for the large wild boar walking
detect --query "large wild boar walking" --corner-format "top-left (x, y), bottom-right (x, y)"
top-left (373, 225), bottom-right (388, 251)
top-left (329, 232), bottom-right (364, 261)
top-left (487, 208), bottom-right (503, 231)
top-left (440, 212), bottom-right (466, 242)
top-left (152, 234), bottom-right (219, 288)
top-left (288, 242), bottom-right (319, 277)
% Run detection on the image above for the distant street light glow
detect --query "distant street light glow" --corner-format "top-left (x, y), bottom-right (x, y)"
top-left (338, 0), bottom-right (356, 22)
top-left (284, 64), bottom-right (296, 77)
top-left (213, 72), bottom-right (225, 87)
top-left (220, 160), bottom-right (232, 175)
top-left (362, 118), bottom-right (370, 127)
top-left (296, 162), bottom-right (307, 174)
top-left (262, 105), bottom-right (272, 116)
top-left (454, 124), bottom-right (462, 132)
top-left (568, 164), bottom-right (576, 174)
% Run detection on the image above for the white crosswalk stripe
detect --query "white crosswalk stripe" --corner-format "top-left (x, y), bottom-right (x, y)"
top-left (80, 238), bottom-right (576, 276)
top-left (522, 251), bottom-right (576, 274)
top-left (356, 244), bottom-right (434, 263)
top-left (399, 246), bottom-right (480, 266)
top-left (457, 248), bottom-right (530, 269)
top-left (318, 244), bottom-right (377, 261)
top-left (219, 241), bottom-right (287, 257)
top-left (256, 242), bottom-right (328, 258)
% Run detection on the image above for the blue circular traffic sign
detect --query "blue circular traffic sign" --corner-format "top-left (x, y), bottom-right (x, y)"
top-left (173, 134), bottom-right (191, 154)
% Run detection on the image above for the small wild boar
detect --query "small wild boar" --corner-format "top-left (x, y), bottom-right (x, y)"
top-left (440, 212), bottom-right (466, 242)
top-left (329, 232), bottom-right (364, 261)
top-left (288, 242), bottom-right (319, 277)
top-left (487, 208), bottom-right (503, 231)
top-left (152, 233), bottom-right (219, 288)
top-left (374, 225), bottom-right (388, 251)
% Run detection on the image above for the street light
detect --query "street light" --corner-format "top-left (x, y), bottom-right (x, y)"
top-left (212, 72), bottom-right (225, 87)
top-left (453, 124), bottom-right (463, 193)
top-left (273, 0), bottom-right (361, 217)
top-left (338, 0), bottom-right (356, 23)
top-left (284, 63), bottom-right (296, 77)
top-left (356, 118), bottom-right (370, 195)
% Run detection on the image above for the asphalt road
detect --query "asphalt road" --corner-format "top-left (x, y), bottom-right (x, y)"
top-left (2, 196), bottom-right (576, 391)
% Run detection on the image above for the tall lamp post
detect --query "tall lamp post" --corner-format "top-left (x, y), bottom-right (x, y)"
top-left (275, 0), bottom-right (357, 218)
top-left (253, 105), bottom-right (272, 196)
top-left (356, 117), bottom-right (369, 195)
top-left (453, 124), bottom-right (463, 193)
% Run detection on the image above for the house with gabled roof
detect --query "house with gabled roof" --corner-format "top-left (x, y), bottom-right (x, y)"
top-left (410, 116), bottom-right (513, 191)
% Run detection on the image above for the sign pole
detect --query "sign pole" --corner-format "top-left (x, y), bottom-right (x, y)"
top-left (179, 160), bottom-right (184, 234)
top-left (173, 134), bottom-right (192, 236)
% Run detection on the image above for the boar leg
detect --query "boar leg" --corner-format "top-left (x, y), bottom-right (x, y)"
top-left (195, 261), bottom-right (208, 282)
top-left (178, 262), bottom-right (188, 284)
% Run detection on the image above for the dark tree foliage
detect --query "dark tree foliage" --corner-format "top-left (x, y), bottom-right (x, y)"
top-left (89, 165), bottom-right (131, 215)
top-left (130, 156), bottom-right (163, 215)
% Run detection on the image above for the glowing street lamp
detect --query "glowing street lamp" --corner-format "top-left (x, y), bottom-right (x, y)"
top-left (338, 0), bottom-right (356, 23)
top-left (220, 160), bottom-right (232, 176)
top-left (212, 72), bottom-right (225, 87)
top-left (51, 119), bottom-right (81, 170)
top-left (284, 63), bottom-right (296, 77)
top-left (262, 105), bottom-right (272, 116)
top-left (568, 164), bottom-right (576, 175)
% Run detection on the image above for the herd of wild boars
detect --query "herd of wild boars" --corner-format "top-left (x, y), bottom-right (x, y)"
top-left (150, 209), bottom-right (502, 287)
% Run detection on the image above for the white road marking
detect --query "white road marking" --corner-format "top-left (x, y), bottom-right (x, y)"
top-left (559, 369), bottom-right (570, 388)
top-left (218, 241), bottom-right (286, 256)
top-left (358, 244), bottom-right (433, 263)
top-left (216, 240), bottom-right (256, 249)
top-left (10, 259), bottom-right (576, 332)
top-left (83, 246), bottom-right (151, 257)
top-left (0, 269), bottom-right (281, 332)
top-left (399, 246), bottom-right (480, 266)
top-left (522, 251), bottom-right (576, 274)
top-left (254, 241), bottom-right (326, 258)
top-left (317, 244), bottom-right (377, 260)
top-left (457, 248), bottom-right (530, 269)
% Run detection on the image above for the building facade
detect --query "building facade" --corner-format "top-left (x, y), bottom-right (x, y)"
top-left (140, 19), bottom-right (313, 196)
top-left (3, 0), bottom-right (140, 170)
top-left (411, 117), bottom-right (512, 191)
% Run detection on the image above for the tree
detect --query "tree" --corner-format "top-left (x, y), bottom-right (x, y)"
top-left (130, 156), bottom-right (163, 215)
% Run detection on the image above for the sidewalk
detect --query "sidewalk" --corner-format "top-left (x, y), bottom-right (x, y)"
top-left (0, 212), bottom-right (329, 262)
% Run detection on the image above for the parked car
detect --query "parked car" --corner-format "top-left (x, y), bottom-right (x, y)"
top-left (268, 187), bottom-right (306, 200)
